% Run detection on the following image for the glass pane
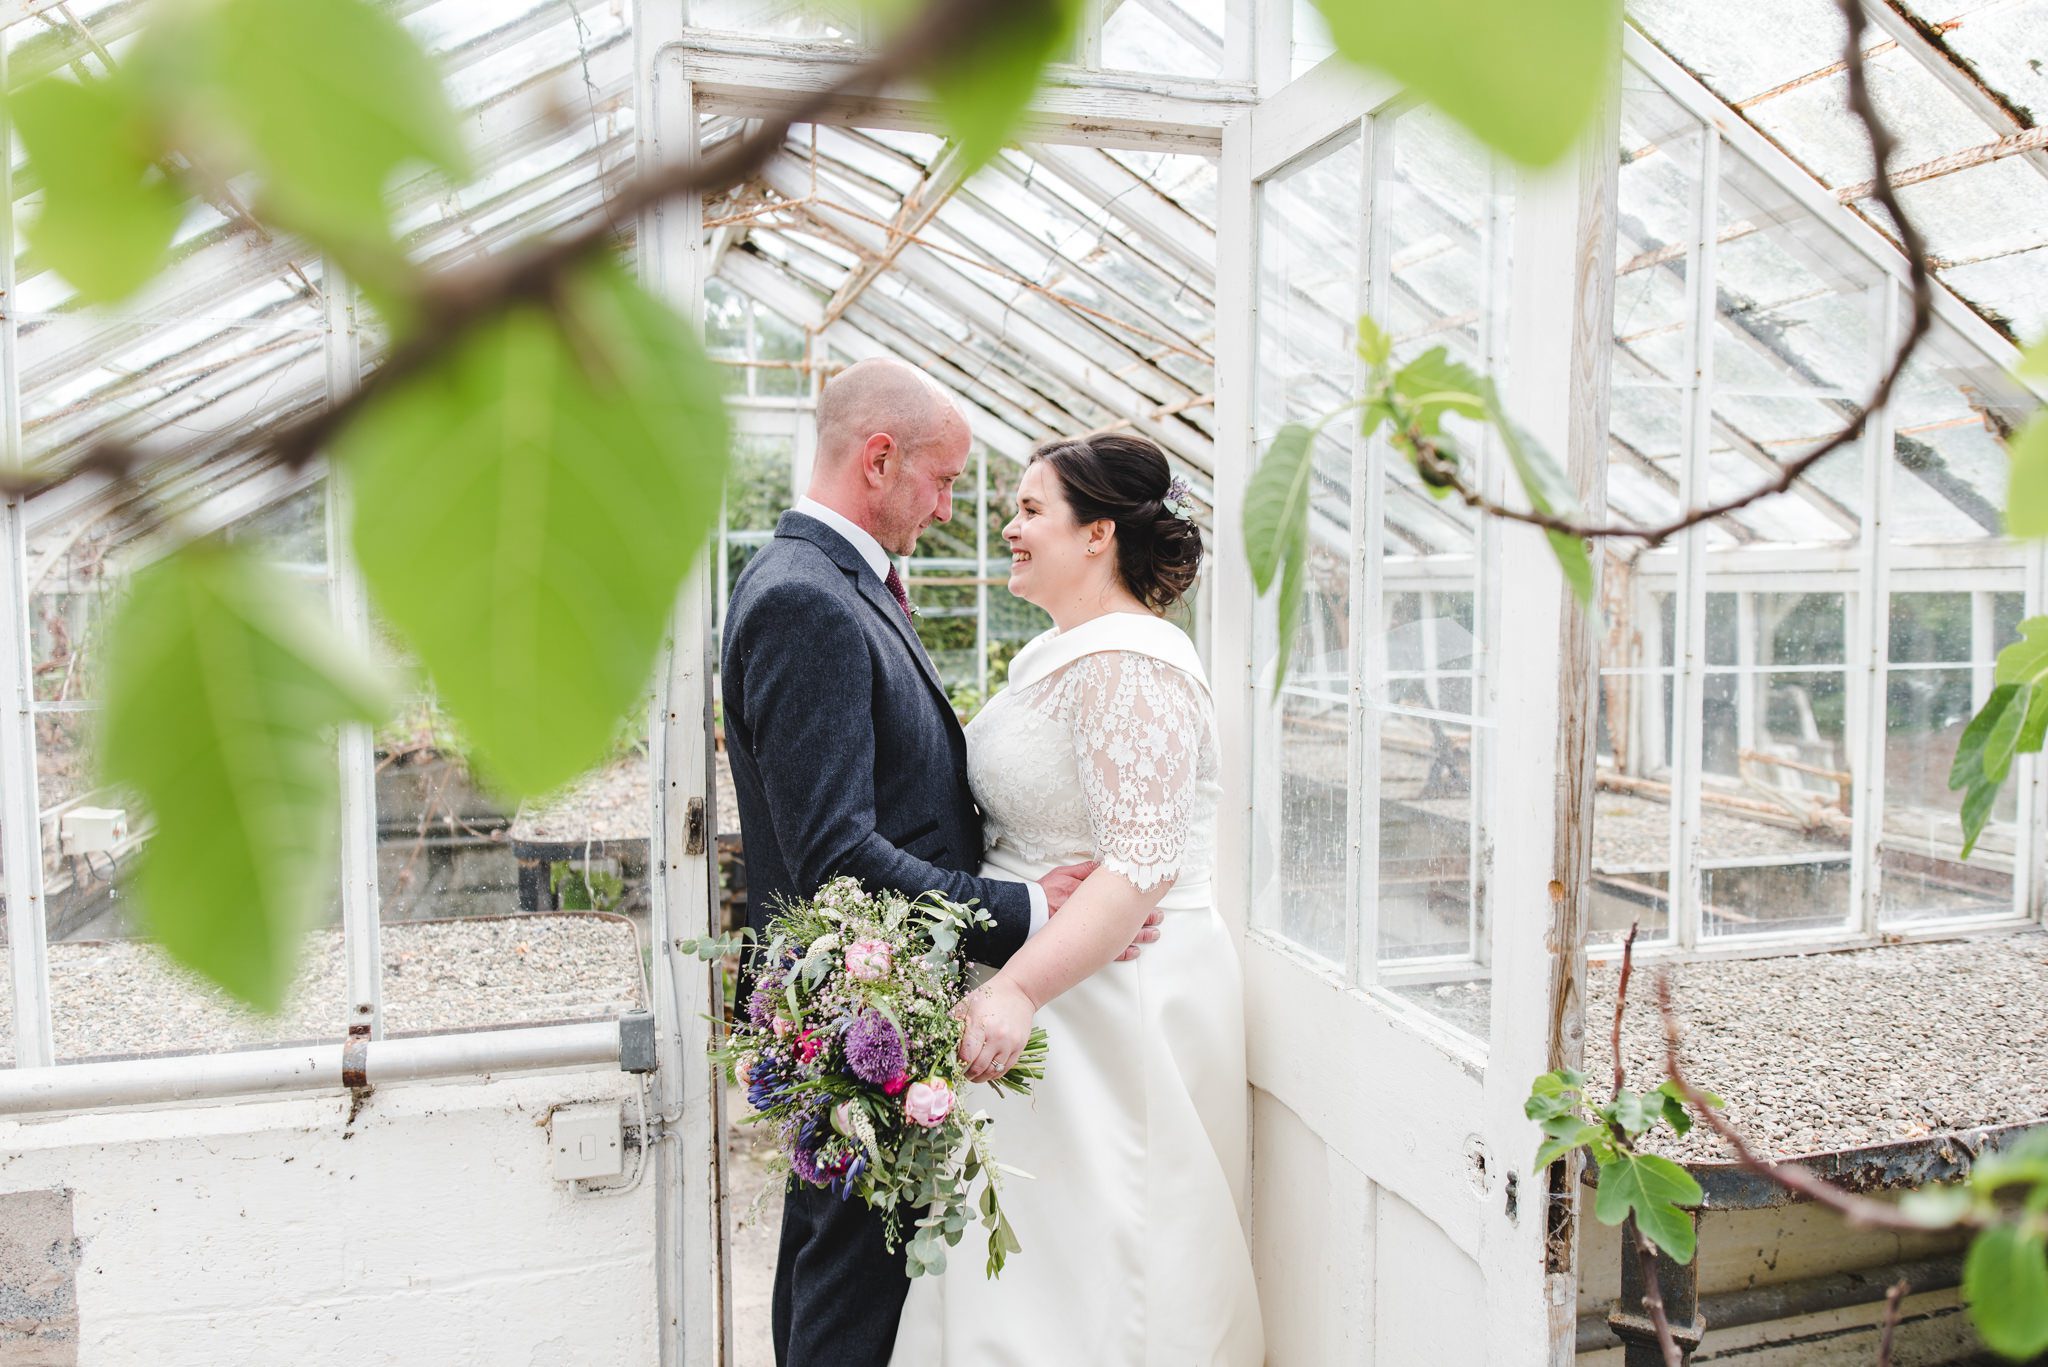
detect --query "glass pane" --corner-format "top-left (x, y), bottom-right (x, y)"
top-left (1250, 129), bottom-right (1361, 962)
top-left (685, 0), bottom-right (861, 41)
top-left (1102, 0), bottom-right (1224, 79)
top-left (1889, 592), bottom-right (1973, 664)
top-left (1700, 859), bottom-right (1851, 937)
top-left (1881, 667), bottom-right (2018, 923)
top-left (1368, 103), bottom-right (1502, 1046)
top-left (377, 652), bottom-right (650, 1035)
top-left (42, 503), bottom-right (345, 1062)
top-left (720, 432), bottom-right (796, 622)
top-left (1291, 0), bottom-right (1335, 78)
top-left (1593, 667), bottom-right (1677, 945)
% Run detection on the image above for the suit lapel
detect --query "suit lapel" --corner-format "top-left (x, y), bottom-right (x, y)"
top-left (775, 512), bottom-right (958, 724)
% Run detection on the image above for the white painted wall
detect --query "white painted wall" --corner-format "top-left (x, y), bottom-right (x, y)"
top-left (0, 1068), bottom-right (657, 1366)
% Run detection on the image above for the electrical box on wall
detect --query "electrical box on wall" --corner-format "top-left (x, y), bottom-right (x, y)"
top-left (549, 1103), bottom-right (623, 1181)
top-left (60, 806), bottom-right (128, 855)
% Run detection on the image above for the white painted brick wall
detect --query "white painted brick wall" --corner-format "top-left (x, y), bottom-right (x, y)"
top-left (0, 1069), bottom-right (657, 1366)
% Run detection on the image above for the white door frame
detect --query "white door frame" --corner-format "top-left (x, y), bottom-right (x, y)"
top-left (1209, 54), bottom-right (1611, 1366)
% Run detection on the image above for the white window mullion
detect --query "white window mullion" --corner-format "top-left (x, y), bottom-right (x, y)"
top-left (0, 30), bottom-right (52, 1070)
top-left (324, 264), bottom-right (382, 1042)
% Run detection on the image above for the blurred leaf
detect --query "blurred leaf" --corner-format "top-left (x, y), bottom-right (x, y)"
top-left (867, 0), bottom-right (1086, 175)
top-left (340, 258), bottom-right (729, 798)
top-left (147, 0), bottom-right (465, 257)
top-left (100, 544), bottom-right (391, 1011)
top-left (1311, 0), bottom-right (1621, 166)
top-left (8, 72), bottom-right (183, 304)
top-left (1243, 422), bottom-right (1316, 691)
top-left (1898, 1185), bottom-right (1973, 1229)
top-left (2019, 336), bottom-right (2048, 381)
top-left (1963, 1225), bottom-right (2048, 1360)
top-left (2006, 411), bottom-right (2048, 538)
top-left (1357, 314), bottom-right (1393, 369)
top-left (1592, 1151), bottom-right (1702, 1263)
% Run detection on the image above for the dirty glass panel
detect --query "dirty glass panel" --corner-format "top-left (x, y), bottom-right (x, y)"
top-left (1101, 0), bottom-right (1224, 79)
top-left (1249, 127), bottom-right (1361, 965)
top-left (719, 431), bottom-right (798, 624)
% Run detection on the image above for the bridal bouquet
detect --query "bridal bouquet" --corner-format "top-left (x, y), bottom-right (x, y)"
top-left (700, 876), bottom-right (1047, 1279)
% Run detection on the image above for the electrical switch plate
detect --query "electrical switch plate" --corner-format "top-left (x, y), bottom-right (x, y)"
top-left (550, 1103), bottom-right (624, 1181)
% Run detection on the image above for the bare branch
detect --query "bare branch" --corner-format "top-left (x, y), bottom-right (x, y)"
top-left (1654, 973), bottom-right (1943, 1235)
top-left (1612, 920), bottom-right (1640, 1101)
top-left (1875, 1277), bottom-right (1909, 1367)
top-left (1631, 1227), bottom-right (1686, 1367)
top-left (1399, 0), bottom-right (1936, 551)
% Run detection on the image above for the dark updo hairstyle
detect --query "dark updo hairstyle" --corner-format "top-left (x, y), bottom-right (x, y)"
top-left (1029, 433), bottom-right (1202, 612)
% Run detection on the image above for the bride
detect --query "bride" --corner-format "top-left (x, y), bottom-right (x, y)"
top-left (889, 433), bottom-right (1264, 1366)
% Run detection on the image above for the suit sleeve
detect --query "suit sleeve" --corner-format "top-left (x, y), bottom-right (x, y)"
top-left (732, 577), bottom-right (1032, 964)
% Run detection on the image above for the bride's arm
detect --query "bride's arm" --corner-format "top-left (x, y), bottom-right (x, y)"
top-left (957, 651), bottom-right (1204, 1082)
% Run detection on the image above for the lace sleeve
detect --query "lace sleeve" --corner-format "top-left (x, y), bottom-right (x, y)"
top-left (1061, 651), bottom-right (1209, 891)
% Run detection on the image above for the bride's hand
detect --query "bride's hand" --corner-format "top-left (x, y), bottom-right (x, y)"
top-left (953, 977), bottom-right (1035, 1084)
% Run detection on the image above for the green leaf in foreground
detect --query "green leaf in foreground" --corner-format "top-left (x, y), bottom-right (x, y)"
top-left (1962, 1225), bottom-right (2048, 1360)
top-left (1591, 1150), bottom-right (1702, 1262)
top-left (867, 0), bottom-right (1086, 175)
top-left (340, 257), bottom-right (730, 798)
top-left (1242, 421), bottom-right (1316, 690)
top-left (148, 0), bottom-right (466, 255)
top-left (8, 72), bottom-right (183, 304)
top-left (2007, 410), bottom-right (2048, 539)
top-left (1953, 619), bottom-right (2048, 858)
top-left (1311, 0), bottom-right (1621, 167)
top-left (100, 544), bottom-right (391, 1011)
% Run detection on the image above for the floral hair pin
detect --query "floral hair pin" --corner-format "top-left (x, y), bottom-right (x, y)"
top-left (1162, 473), bottom-right (1196, 522)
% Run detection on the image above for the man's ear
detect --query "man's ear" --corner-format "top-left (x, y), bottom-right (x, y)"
top-left (860, 432), bottom-right (895, 488)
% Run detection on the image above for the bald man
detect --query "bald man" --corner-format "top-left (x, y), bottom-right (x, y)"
top-left (720, 358), bottom-right (1095, 1366)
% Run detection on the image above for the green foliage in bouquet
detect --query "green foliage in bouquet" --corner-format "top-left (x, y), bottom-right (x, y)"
top-left (690, 878), bottom-right (1047, 1279)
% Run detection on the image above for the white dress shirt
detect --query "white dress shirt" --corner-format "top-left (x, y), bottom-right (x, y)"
top-left (792, 497), bottom-right (1049, 935)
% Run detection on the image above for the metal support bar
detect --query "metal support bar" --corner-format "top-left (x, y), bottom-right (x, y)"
top-left (0, 1018), bottom-right (640, 1117)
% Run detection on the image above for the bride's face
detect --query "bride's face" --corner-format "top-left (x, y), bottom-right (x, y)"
top-left (1003, 461), bottom-right (1104, 609)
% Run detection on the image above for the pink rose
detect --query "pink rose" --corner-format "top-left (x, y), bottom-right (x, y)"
top-left (903, 1077), bottom-right (955, 1128)
top-left (772, 1017), bottom-right (794, 1039)
top-left (882, 1071), bottom-right (909, 1097)
top-left (734, 1056), bottom-right (754, 1087)
top-left (843, 938), bottom-right (893, 981)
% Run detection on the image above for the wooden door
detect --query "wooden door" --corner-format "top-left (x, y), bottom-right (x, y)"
top-left (1210, 56), bottom-right (1608, 1367)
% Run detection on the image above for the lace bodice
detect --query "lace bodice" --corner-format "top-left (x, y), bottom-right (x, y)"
top-left (967, 634), bottom-right (1218, 891)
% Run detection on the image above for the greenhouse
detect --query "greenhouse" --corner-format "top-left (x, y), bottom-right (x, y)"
top-left (0, 0), bottom-right (2044, 1365)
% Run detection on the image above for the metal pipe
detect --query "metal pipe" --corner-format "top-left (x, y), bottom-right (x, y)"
top-left (0, 1019), bottom-right (634, 1117)
top-left (1578, 1252), bottom-right (1965, 1354)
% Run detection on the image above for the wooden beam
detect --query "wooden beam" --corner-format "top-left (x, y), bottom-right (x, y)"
top-left (674, 38), bottom-right (1254, 155)
top-left (1858, 0), bottom-right (2048, 189)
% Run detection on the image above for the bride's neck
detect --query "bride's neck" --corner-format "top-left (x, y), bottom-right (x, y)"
top-left (1045, 588), bottom-right (1149, 634)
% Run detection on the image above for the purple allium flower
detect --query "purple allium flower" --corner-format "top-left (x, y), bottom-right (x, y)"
top-left (843, 1009), bottom-right (906, 1085)
top-left (746, 982), bottom-right (777, 1029)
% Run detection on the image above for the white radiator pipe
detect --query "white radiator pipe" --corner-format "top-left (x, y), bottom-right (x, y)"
top-left (0, 1019), bottom-right (629, 1118)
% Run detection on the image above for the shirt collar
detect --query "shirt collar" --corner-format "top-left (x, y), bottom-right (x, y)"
top-left (794, 496), bottom-right (891, 582)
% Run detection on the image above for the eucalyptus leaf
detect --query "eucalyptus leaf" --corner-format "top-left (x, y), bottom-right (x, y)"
top-left (1962, 1225), bottom-right (2048, 1360)
top-left (8, 72), bottom-right (183, 304)
top-left (340, 258), bottom-right (729, 798)
top-left (100, 544), bottom-right (392, 1011)
top-left (1591, 1151), bottom-right (1703, 1263)
top-left (1310, 0), bottom-right (1622, 167)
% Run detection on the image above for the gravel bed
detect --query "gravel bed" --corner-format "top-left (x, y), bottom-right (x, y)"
top-left (0, 914), bottom-right (645, 1066)
top-left (508, 749), bottom-right (742, 843)
top-left (1592, 788), bottom-right (1847, 870)
top-left (1584, 928), bottom-right (2048, 1163)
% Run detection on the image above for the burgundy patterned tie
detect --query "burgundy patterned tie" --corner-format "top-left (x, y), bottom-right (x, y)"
top-left (883, 564), bottom-right (914, 622)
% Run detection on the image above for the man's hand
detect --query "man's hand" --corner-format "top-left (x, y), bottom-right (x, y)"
top-left (1037, 860), bottom-right (1095, 911)
top-left (1039, 859), bottom-right (1164, 961)
top-left (1115, 909), bottom-right (1164, 963)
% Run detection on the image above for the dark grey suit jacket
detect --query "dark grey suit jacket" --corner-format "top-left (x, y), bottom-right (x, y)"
top-left (720, 510), bottom-right (1032, 968)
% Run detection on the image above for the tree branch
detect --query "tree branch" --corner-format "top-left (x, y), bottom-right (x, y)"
top-left (1875, 1277), bottom-right (1909, 1367)
top-left (0, 0), bottom-right (1010, 505)
top-left (1402, 0), bottom-right (1936, 551)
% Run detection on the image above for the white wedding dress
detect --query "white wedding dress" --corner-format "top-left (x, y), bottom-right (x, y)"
top-left (889, 611), bottom-right (1264, 1367)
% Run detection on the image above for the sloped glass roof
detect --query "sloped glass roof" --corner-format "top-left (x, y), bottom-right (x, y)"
top-left (1628, 0), bottom-right (2048, 344)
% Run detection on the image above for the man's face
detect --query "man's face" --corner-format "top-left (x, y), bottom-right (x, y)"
top-left (875, 421), bottom-right (969, 557)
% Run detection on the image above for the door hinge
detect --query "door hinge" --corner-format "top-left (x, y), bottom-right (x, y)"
top-left (684, 796), bottom-right (707, 857)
